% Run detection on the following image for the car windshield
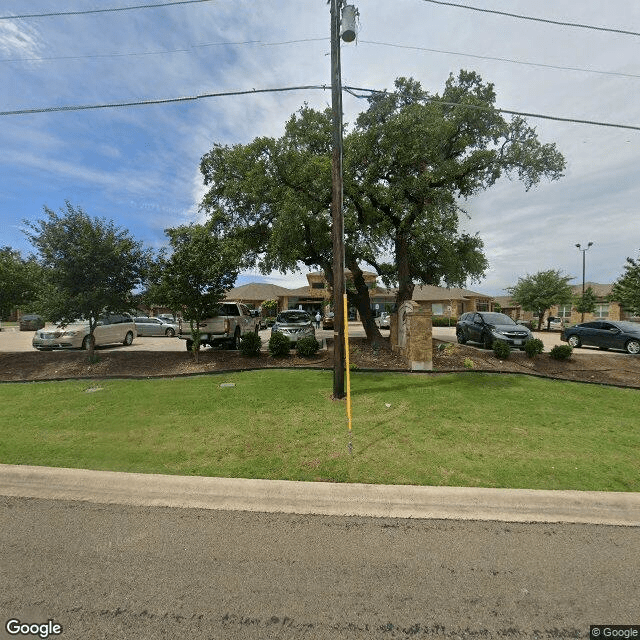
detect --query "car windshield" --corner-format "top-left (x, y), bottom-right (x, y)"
top-left (277, 311), bottom-right (310, 323)
top-left (480, 313), bottom-right (517, 325)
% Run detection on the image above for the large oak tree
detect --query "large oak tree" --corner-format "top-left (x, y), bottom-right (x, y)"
top-left (200, 71), bottom-right (565, 342)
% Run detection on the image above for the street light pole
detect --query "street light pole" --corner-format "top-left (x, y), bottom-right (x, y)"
top-left (575, 242), bottom-right (594, 322)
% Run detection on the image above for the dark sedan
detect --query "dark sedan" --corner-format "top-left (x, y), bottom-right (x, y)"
top-left (563, 320), bottom-right (640, 354)
top-left (456, 311), bottom-right (532, 350)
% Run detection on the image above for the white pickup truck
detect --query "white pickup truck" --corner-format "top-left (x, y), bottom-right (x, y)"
top-left (178, 301), bottom-right (259, 350)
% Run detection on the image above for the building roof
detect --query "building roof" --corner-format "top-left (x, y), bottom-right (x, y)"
top-left (225, 282), bottom-right (290, 301)
top-left (570, 282), bottom-right (613, 297)
top-left (412, 284), bottom-right (491, 301)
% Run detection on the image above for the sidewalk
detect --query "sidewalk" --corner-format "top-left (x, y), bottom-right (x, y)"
top-left (1, 464), bottom-right (639, 526)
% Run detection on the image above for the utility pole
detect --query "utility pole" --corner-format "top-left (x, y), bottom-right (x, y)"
top-left (575, 241), bottom-right (594, 322)
top-left (330, 0), bottom-right (345, 399)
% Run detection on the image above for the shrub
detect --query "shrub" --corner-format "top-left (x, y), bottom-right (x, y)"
top-left (550, 344), bottom-right (573, 360)
top-left (463, 358), bottom-right (474, 369)
top-left (268, 331), bottom-right (291, 357)
top-left (524, 338), bottom-right (544, 358)
top-left (432, 316), bottom-right (458, 327)
top-left (296, 335), bottom-right (320, 357)
top-left (265, 316), bottom-right (276, 328)
top-left (239, 331), bottom-right (262, 357)
top-left (492, 340), bottom-right (511, 360)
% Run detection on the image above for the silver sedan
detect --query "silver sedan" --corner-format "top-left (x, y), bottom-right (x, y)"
top-left (134, 317), bottom-right (179, 337)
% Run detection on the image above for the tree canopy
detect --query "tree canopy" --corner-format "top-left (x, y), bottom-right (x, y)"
top-left (573, 285), bottom-right (598, 319)
top-left (0, 247), bottom-right (42, 320)
top-left (199, 71), bottom-right (565, 341)
top-left (24, 201), bottom-right (149, 354)
top-left (611, 253), bottom-right (640, 316)
top-left (148, 222), bottom-right (241, 359)
top-left (507, 269), bottom-right (573, 329)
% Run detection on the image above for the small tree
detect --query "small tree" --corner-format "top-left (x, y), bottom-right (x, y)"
top-left (149, 222), bottom-right (240, 362)
top-left (574, 286), bottom-right (598, 321)
top-left (0, 247), bottom-right (42, 320)
top-left (507, 269), bottom-right (573, 330)
top-left (611, 253), bottom-right (640, 316)
top-left (24, 202), bottom-right (149, 359)
top-left (261, 299), bottom-right (278, 316)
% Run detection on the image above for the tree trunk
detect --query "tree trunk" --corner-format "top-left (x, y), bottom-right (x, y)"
top-left (346, 260), bottom-right (384, 345)
top-left (395, 232), bottom-right (415, 308)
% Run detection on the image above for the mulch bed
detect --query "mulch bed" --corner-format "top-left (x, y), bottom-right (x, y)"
top-left (1, 338), bottom-right (639, 388)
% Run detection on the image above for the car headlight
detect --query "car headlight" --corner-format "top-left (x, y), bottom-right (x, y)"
top-left (491, 330), bottom-right (506, 338)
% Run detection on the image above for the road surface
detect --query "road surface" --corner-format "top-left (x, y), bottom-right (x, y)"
top-left (1, 489), bottom-right (638, 640)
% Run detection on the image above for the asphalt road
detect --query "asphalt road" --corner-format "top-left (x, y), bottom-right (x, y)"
top-left (2, 494), bottom-right (639, 640)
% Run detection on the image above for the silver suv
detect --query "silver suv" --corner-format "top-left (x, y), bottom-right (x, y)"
top-left (271, 310), bottom-right (315, 344)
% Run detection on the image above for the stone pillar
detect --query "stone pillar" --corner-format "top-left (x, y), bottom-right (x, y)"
top-left (406, 307), bottom-right (433, 371)
top-left (390, 312), bottom-right (398, 352)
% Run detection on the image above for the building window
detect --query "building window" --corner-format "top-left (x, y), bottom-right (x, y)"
top-left (557, 305), bottom-right (572, 319)
top-left (476, 301), bottom-right (489, 312)
top-left (431, 303), bottom-right (445, 316)
top-left (594, 304), bottom-right (609, 318)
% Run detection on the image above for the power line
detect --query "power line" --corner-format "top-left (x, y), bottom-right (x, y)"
top-left (1, 83), bottom-right (639, 132)
top-left (420, 0), bottom-right (640, 37)
top-left (359, 40), bottom-right (640, 81)
top-left (0, 38), bottom-right (327, 64)
top-left (5, 36), bottom-right (638, 85)
top-left (0, 0), bottom-right (214, 20)
top-left (0, 85), bottom-right (330, 116)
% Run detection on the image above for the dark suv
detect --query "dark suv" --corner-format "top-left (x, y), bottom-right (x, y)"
top-left (456, 311), bottom-right (532, 350)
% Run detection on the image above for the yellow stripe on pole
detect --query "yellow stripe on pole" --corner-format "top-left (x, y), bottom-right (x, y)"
top-left (343, 293), bottom-right (352, 444)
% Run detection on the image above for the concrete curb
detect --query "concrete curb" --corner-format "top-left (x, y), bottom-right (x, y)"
top-left (1, 464), bottom-right (639, 526)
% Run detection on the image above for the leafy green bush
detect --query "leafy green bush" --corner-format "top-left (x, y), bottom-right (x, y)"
top-left (492, 340), bottom-right (511, 360)
top-left (550, 344), bottom-right (573, 360)
top-left (265, 317), bottom-right (276, 328)
top-left (296, 335), bottom-right (319, 357)
top-left (239, 331), bottom-right (262, 357)
top-left (268, 331), bottom-right (291, 357)
top-left (432, 316), bottom-right (458, 327)
top-left (524, 338), bottom-right (544, 358)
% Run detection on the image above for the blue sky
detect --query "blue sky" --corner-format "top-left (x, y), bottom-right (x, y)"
top-left (2, 0), bottom-right (639, 295)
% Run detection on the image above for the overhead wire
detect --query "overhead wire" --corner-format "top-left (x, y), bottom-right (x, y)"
top-left (420, 0), bottom-right (640, 38)
top-left (2, 83), bottom-right (639, 132)
top-left (4, 36), bottom-right (639, 85)
top-left (0, 0), bottom-right (215, 20)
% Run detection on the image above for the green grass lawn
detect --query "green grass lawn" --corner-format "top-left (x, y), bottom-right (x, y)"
top-left (1, 370), bottom-right (638, 491)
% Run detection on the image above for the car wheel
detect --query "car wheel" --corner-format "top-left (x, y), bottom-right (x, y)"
top-left (82, 335), bottom-right (94, 350)
top-left (625, 339), bottom-right (640, 355)
top-left (232, 329), bottom-right (241, 350)
top-left (567, 335), bottom-right (581, 348)
top-left (123, 331), bottom-right (134, 346)
top-left (456, 330), bottom-right (467, 344)
top-left (165, 328), bottom-right (175, 337)
top-left (482, 332), bottom-right (493, 349)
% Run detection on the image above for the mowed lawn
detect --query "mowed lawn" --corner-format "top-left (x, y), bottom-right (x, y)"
top-left (1, 370), bottom-right (638, 492)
